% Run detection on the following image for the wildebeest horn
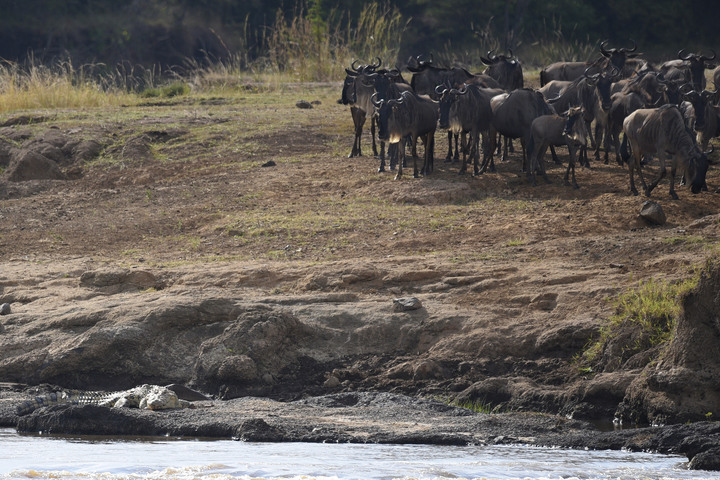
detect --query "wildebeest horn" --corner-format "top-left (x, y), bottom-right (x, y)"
top-left (372, 57), bottom-right (382, 68)
top-left (351, 59), bottom-right (362, 72)
top-left (507, 48), bottom-right (513, 58)
top-left (700, 49), bottom-right (717, 62)
top-left (435, 84), bottom-right (447, 95)
top-left (704, 145), bottom-right (715, 155)
top-left (609, 66), bottom-right (621, 79)
top-left (457, 85), bottom-right (468, 95)
top-left (679, 83), bottom-right (694, 94)
top-left (624, 40), bottom-right (637, 53)
top-left (600, 40), bottom-right (611, 56)
top-left (488, 49), bottom-right (497, 60)
top-left (371, 92), bottom-right (383, 107)
top-left (678, 49), bottom-right (694, 61)
top-left (345, 68), bottom-right (359, 77)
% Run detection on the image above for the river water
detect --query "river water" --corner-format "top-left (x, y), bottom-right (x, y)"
top-left (0, 428), bottom-right (716, 480)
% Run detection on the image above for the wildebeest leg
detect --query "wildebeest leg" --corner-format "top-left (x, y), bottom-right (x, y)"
top-left (445, 131), bottom-right (453, 162)
top-left (471, 131), bottom-right (483, 176)
top-left (566, 145), bottom-right (579, 189)
top-left (389, 143), bottom-right (398, 170)
top-left (411, 135), bottom-right (421, 178)
top-left (377, 151), bottom-right (387, 173)
top-left (647, 157), bottom-right (668, 196)
top-left (371, 117), bottom-right (378, 157)
top-left (349, 107), bottom-right (365, 157)
top-left (454, 133), bottom-right (461, 162)
top-left (507, 137), bottom-right (515, 153)
top-left (550, 145), bottom-right (561, 164)
top-left (586, 119), bottom-right (596, 150)
top-left (668, 163), bottom-right (679, 200)
top-left (395, 142), bottom-right (405, 180)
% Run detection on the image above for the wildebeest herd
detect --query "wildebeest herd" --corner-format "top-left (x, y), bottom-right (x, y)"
top-left (339, 42), bottom-right (719, 199)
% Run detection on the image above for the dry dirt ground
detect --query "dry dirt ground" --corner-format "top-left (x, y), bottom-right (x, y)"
top-left (1, 81), bottom-right (720, 417)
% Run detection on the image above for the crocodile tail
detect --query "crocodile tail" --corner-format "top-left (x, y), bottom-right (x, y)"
top-left (16, 392), bottom-right (62, 416)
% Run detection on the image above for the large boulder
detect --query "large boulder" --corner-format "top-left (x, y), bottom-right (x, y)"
top-left (616, 260), bottom-right (720, 424)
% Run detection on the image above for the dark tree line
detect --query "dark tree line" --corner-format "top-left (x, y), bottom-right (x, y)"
top-left (0, 0), bottom-right (717, 68)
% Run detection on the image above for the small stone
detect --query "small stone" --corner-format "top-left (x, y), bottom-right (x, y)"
top-left (296, 100), bottom-right (313, 109)
top-left (639, 201), bottom-right (666, 225)
top-left (0, 303), bottom-right (10, 315)
top-left (261, 160), bottom-right (276, 167)
top-left (393, 296), bottom-right (423, 312)
top-left (323, 375), bottom-right (340, 388)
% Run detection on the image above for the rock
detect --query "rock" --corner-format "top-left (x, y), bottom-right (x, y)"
top-left (639, 201), bottom-right (666, 225)
top-left (261, 160), bottom-right (276, 167)
top-left (296, 100), bottom-right (313, 109)
top-left (79, 268), bottom-right (161, 293)
top-left (4, 150), bottom-right (67, 182)
top-left (0, 303), bottom-right (10, 315)
top-left (393, 296), bottom-right (423, 311)
top-left (689, 447), bottom-right (720, 471)
top-left (235, 418), bottom-right (286, 441)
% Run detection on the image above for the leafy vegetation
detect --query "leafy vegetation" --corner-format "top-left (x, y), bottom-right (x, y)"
top-left (579, 272), bottom-right (701, 371)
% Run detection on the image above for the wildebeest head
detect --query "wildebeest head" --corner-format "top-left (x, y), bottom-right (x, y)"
top-left (678, 49), bottom-right (717, 91)
top-left (687, 148), bottom-right (711, 194)
top-left (435, 83), bottom-right (464, 131)
top-left (562, 106), bottom-right (588, 145)
top-left (372, 92), bottom-right (406, 144)
top-left (600, 40), bottom-right (640, 72)
top-left (339, 58), bottom-right (382, 105)
top-left (584, 66), bottom-right (620, 111)
top-left (680, 86), bottom-right (713, 131)
top-left (480, 49), bottom-right (523, 90)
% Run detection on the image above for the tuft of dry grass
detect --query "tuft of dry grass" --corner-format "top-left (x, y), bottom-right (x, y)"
top-left (0, 57), bottom-right (136, 112)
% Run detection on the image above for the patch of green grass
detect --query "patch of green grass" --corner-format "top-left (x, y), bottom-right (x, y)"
top-left (140, 81), bottom-right (190, 98)
top-left (580, 272), bottom-right (700, 368)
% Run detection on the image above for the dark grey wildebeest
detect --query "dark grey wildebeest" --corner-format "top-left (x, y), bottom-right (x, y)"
top-left (373, 90), bottom-right (439, 180)
top-left (539, 40), bottom-right (640, 86)
top-left (621, 104), bottom-right (709, 199)
top-left (358, 69), bottom-right (412, 168)
top-left (436, 84), bottom-right (495, 176)
top-left (527, 106), bottom-right (588, 188)
top-left (340, 58), bottom-right (382, 157)
top-left (480, 49), bottom-right (523, 90)
top-left (488, 89), bottom-right (555, 172)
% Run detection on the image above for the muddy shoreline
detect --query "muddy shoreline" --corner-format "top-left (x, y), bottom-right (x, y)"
top-left (2, 387), bottom-right (720, 471)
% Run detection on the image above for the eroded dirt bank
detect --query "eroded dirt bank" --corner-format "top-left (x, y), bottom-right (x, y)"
top-left (1, 84), bottom-right (720, 468)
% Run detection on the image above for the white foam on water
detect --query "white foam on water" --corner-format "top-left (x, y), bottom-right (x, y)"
top-left (1, 429), bottom-right (716, 480)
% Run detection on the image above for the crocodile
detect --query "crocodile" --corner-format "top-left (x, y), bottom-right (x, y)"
top-left (16, 384), bottom-right (193, 416)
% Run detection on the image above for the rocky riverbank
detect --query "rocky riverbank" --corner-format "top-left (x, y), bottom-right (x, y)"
top-left (2, 387), bottom-right (720, 471)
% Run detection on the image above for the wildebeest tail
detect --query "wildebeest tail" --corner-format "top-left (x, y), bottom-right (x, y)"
top-left (620, 133), bottom-right (630, 164)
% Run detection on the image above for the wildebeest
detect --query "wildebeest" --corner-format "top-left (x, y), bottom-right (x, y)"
top-left (669, 49), bottom-right (717, 91)
top-left (527, 107), bottom-right (588, 188)
top-left (480, 49), bottom-right (524, 90)
top-left (598, 40), bottom-right (641, 74)
top-left (436, 83), bottom-right (495, 176)
top-left (358, 68), bottom-right (413, 167)
top-left (373, 90), bottom-right (439, 179)
top-left (407, 54), bottom-right (499, 161)
top-left (539, 40), bottom-right (639, 86)
top-left (621, 104), bottom-right (709, 199)
top-left (488, 89), bottom-right (555, 171)
top-left (340, 58), bottom-right (382, 157)
top-left (546, 68), bottom-right (617, 158)
top-left (605, 91), bottom-right (646, 165)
